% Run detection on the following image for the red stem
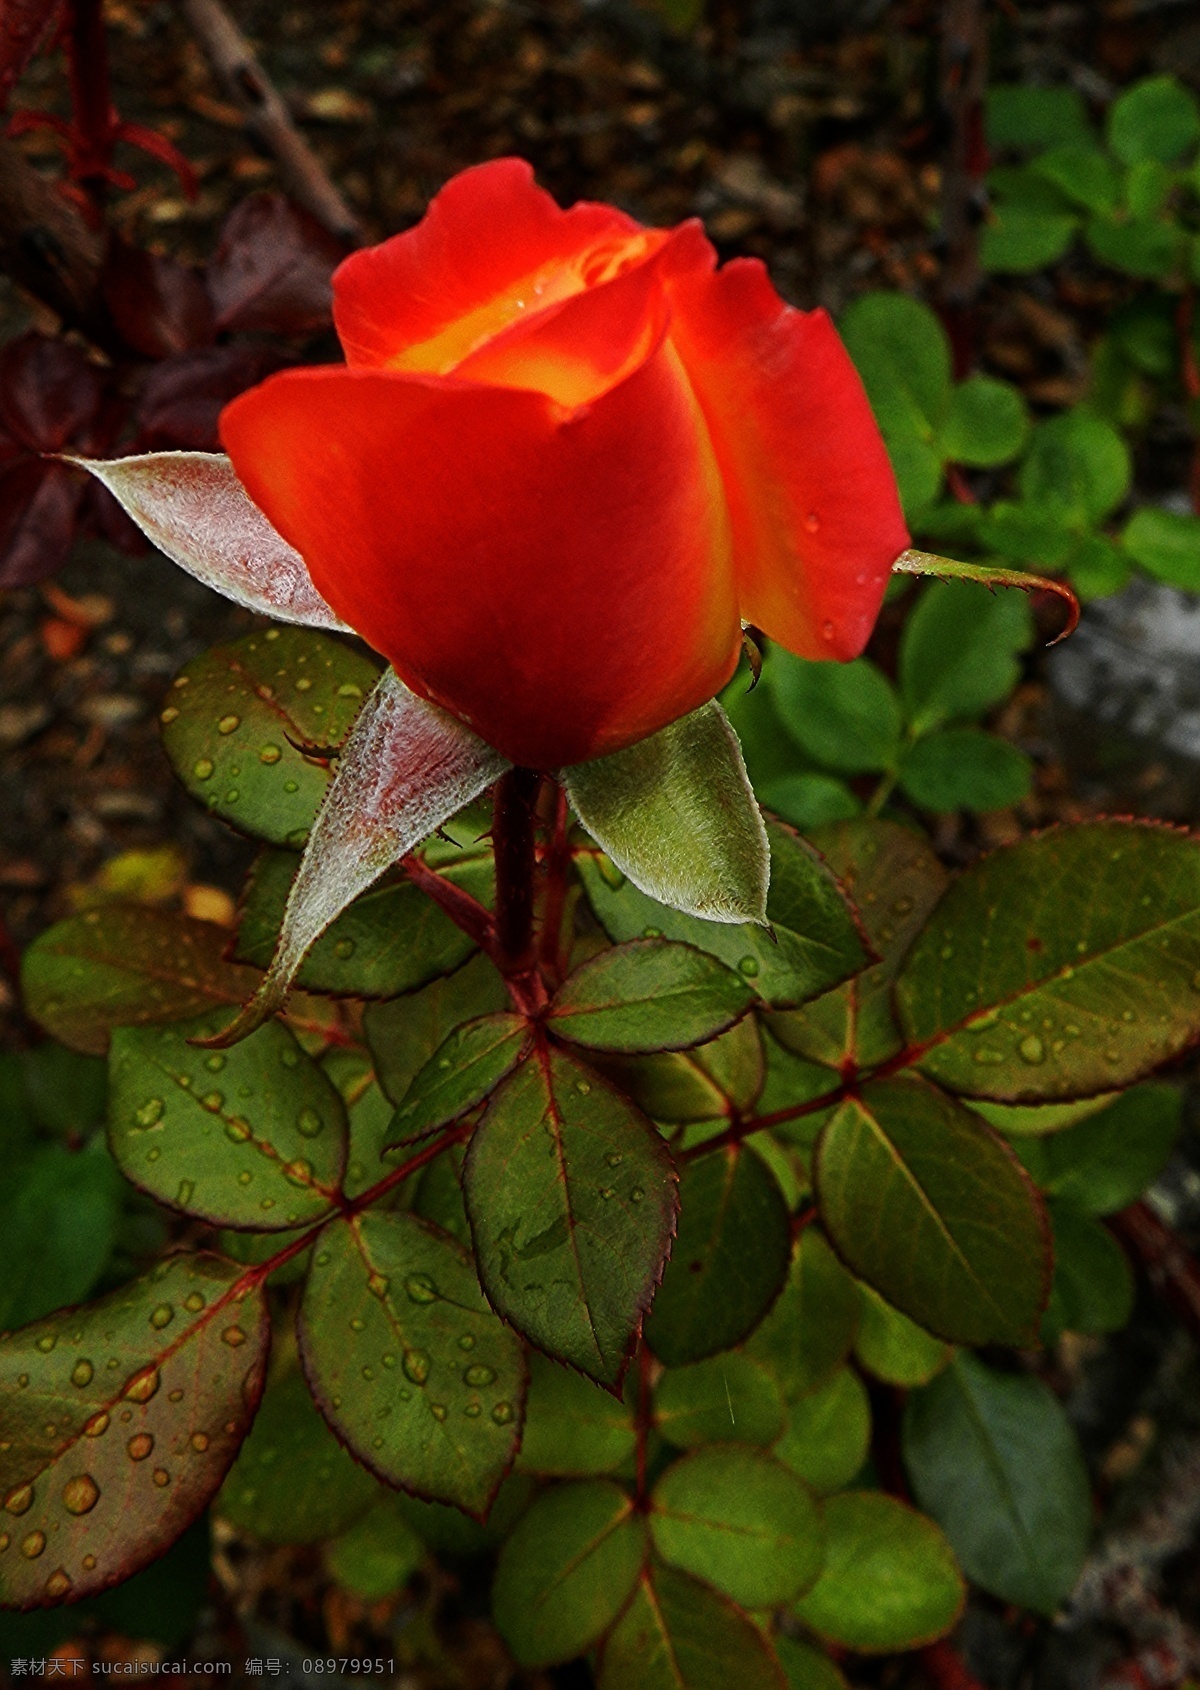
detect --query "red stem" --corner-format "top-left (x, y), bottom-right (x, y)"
top-left (401, 854), bottom-right (495, 955)
top-left (538, 780), bottom-right (572, 986)
top-left (65, 0), bottom-right (114, 200)
top-left (634, 1341), bottom-right (652, 1506)
top-left (1109, 1201), bottom-right (1200, 1341)
top-left (493, 767), bottom-right (545, 1007)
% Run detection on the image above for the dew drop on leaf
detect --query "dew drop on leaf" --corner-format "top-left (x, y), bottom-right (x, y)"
top-left (458, 1334), bottom-right (475, 1351)
top-left (738, 956), bottom-right (760, 978)
top-left (124, 1367), bottom-right (160, 1404)
top-left (149, 1304), bottom-right (174, 1331)
top-left (200, 1092), bottom-right (224, 1114)
top-left (367, 1273), bottom-right (389, 1299)
top-left (1018, 1035), bottom-right (1046, 1065)
top-left (83, 1413), bottom-right (108, 1438)
top-left (62, 1475), bottom-right (100, 1515)
top-left (5, 1484), bottom-right (34, 1515)
top-left (70, 1361), bottom-right (93, 1388)
top-left (464, 1402), bottom-right (481, 1418)
top-left (491, 1402), bottom-right (515, 1425)
top-left (284, 1158), bottom-right (314, 1186)
top-left (463, 1365), bottom-right (495, 1387)
top-left (193, 759), bottom-right (214, 781)
top-left (259, 744), bottom-right (282, 765)
top-left (972, 1047), bottom-right (1004, 1066)
top-left (221, 1326), bottom-right (247, 1348)
top-left (20, 1532), bottom-right (45, 1560)
top-left (184, 1293), bottom-right (205, 1314)
top-left (177, 1180), bottom-right (195, 1207)
top-left (127, 1434), bottom-right (153, 1461)
top-left (35, 1335), bottom-right (55, 1354)
top-left (152, 1469), bottom-right (170, 1488)
top-left (605, 1153), bottom-right (623, 1168)
top-left (404, 1274), bottom-right (439, 1304)
top-left (403, 1350), bottom-right (431, 1385)
top-left (217, 715), bottom-right (240, 735)
top-left (334, 939), bottom-right (355, 959)
top-left (630, 1187), bottom-right (645, 1203)
top-left (136, 1099), bottom-right (164, 1128)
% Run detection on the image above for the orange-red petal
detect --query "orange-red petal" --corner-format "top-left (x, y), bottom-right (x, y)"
top-left (220, 347), bottom-right (740, 770)
top-left (333, 158), bottom-right (647, 374)
top-left (667, 255), bottom-right (908, 661)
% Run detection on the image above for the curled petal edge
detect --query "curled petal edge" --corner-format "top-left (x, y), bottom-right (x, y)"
top-left (200, 668), bottom-right (510, 1048)
top-left (68, 451), bottom-right (351, 630)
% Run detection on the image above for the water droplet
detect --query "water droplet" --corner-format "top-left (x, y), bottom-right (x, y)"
top-left (598, 1186), bottom-right (615, 1200)
top-left (464, 1402), bottom-right (481, 1418)
top-left (191, 1432), bottom-right (209, 1452)
top-left (361, 1365), bottom-right (375, 1381)
top-left (463, 1365), bottom-right (495, 1387)
top-left (160, 706), bottom-right (179, 725)
top-left (349, 1317), bottom-right (365, 1332)
top-left (146, 1147), bottom-right (161, 1163)
top-left (152, 1468), bottom-right (170, 1488)
top-left (404, 1274), bottom-right (438, 1304)
top-left (169, 1390), bottom-right (183, 1402)
top-left (458, 1334), bottom-right (476, 1351)
top-left (0, 1534), bottom-right (8, 1551)
top-left (893, 895), bottom-right (914, 915)
top-left (237, 1171), bottom-right (252, 1186)
top-left (965, 1008), bottom-right (999, 1033)
top-left (642, 926), bottom-right (663, 939)
top-left (1018, 1035), bottom-right (1045, 1065)
top-left (334, 938), bottom-right (355, 959)
top-left (367, 1272), bottom-right (389, 1299)
top-left (20, 1532), bottom-right (45, 1560)
top-left (82, 1554), bottom-right (96, 1571)
top-left (124, 1367), bottom-right (159, 1404)
top-left (70, 1360), bottom-right (93, 1388)
top-left (4, 1484), bottom-right (33, 1515)
top-left (382, 1353), bottom-right (396, 1369)
top-left (150, 1304), bottom-right (174, 1330)
top-left (315, 1251), bottom-right (331, 1266)
top-left (193, 758), bottom-right (214, 781)
top-left (403, 1350), bottom-right (431, 1385)
top-left (44, 1567), bottom-right (71, 1599)
top-left (284, 1158), bottom-right (313, 1186)
top-left (127, 1433), bottom-right (153, 1461)
top-left (217, 714), bottom-right (240, 735)
top-left (221, 1326), bottom-right (247, 1348)
top-left (820, 620), bottom-right (835, 642)
top-left (83, 1413), bottom-right (109, 1438)
top-left (136, 1098), bottom-right (164, 1128)
top-left (491, 1402), bottom-right (515, 1425)
top-left (337, 683), bottom-right (363, 699)
top-left (283, 780), bottom-right (299, 795)
top-left (939, 945), bottom-right (955, 961)
top-left (200, 1091), bottom-right (224, 1113)
top-left (62, 1474), bottom-right (99, 1515)
top-left (176, 1179), bottom-right (195, 1208)
top-left (738, 955), bottom-right (760, 978)
top-left (805, 511), bottom-right (821, 532)
top-left (225, 1117), bottom-right (251, 1143)
top-left (605, 1153), bottom-right (624, 1168)
top-left (259, 743), bottom-right (282, 764)
top-left (630, 1186), bottom-right (645, 1203)
top-left (430, 1403), bottom-right (448, 1422)
top-left (972, 1047), bottom-right (1003, 1066)
top-left (36, 1335), bottom-right (56, 1353)
top-left (1104, 1048), bottom-right (1121, 1065)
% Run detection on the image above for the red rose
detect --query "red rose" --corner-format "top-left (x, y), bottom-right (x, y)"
top-left (220, 158), bottom-right (907, 770)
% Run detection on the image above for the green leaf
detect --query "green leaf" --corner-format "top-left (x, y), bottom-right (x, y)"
top-left (1122, 507), bottom-right (1200, 590)
top-left (767, 651), bottom-right (902, 775)
top-left (324, 1497), bottom-right (425, 1600)
top-left (322, 1047), bottom-right (402, 1200)
top-left (1019, 410), bottom-right (1132, 524)
top-left (1125, 158), bottom-right (1173, 218)
top-left (1013, 1083), bottom-right (1181, 1213)
top-left (645, 1146), bottom-right (790, 1367)
top-left (899, 729), bottom-right (1034, 814)
top-left (22, 906), bottom-right (262, 1057)
top-left (770, 818), bottom-right (948, 1071)
top-left (599, 1562), bottom-right (789, 1690)
top-left (980, 207), bottom-right (1078, 272)
top-left (0, 1141), bottom-right (123, 1332)
top-left (162, 627), bottom-right (380, 846)
top-left (758, 774), bottom-right (861, 830)
top-left (815, 1075), bottom-right (1050, 1346)
top-left (902, 1352), bottom-right (1091, 1614)
top-left (745, 1229), bottom-right (860, 1399)
top-left (516, 1351), bottom-right (636, 1477)
top-left (565, 702), bottom-right (769, 924)
top-left (547, 941), bottom-right (754, 1054)
top-left (985, 84), bottom-right (1092, 151)
top-left (392, 1469), bottom-right (533, 1557)
top-left (109, 1013), bottom-right (348, 1230)
top-left (654, 1353), bottom-right (785, 1449)
top-left (0, 1254), bottom-right (267, 1607)
top-left (364, 951), bottom-right (509, 1106)
top-left (216, 1368), bottom-right (378, 1543)
top-left (592, 1015), bottom-right (764, 1126)
top-left (1070, 534), bottom-right (1134, 599)
top-left (299, 1210), bottom-right (526, 1514)
top-left (1086, 214), bottom-right (1182, 279)
top-left (1044, 1201), bottom-right (1134, 1337)
top-left (939, 376), bottom-right (1029, 467)
top-left (1108, 74), bottom-right (1200, 165)
top-left (465, 1044), bottom-right (677, 1386)
top-left (386, 1013), bottom-right (532, 1147)
top-left (773, 1366), bottom-right (870, 1493)
top-left (19, 1045), bottom-right (106, 1140)
top-left (792, 1492), bottom-right (963, 1652)
top-left (896, 821), bottom-right (1200, 1101)
top-left (853, 1285), bottom-right (951, 1387)
top-left (579, 821), bottom-right (869, 1012)
top-left (650, 1446), bottom-right (823, 1607)
top-left (775, 1636), bottom-right (849, 1690)
top-left (1031, 144), bottom-right (1122, 214)
top-left (234, 847), bottom-right (487, 997)
top-left (839, 293), bottom-right (950, 514)
top-left (411, 1141), bottom-right (471, 1244)
top-left (970, 1093), bottom-right (1118, 1139)
top-left (899, 579), bottom-right (1034, 736)
top-left (978, 500), bottom-right (1079, 568)
top-left (491, 1478), bottom-right (647, 1667)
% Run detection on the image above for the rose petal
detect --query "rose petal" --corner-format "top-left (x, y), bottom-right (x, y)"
top-left (220, 348), bottom-right (740, 769)
top-left (668, 257), bottom-right (909, 661)
top-left (71, 451), bottom-right (349, 628)
top-left (201, 668), bottom-right (508, 1046)
top-left (333, 157), bottom-right (645, 372)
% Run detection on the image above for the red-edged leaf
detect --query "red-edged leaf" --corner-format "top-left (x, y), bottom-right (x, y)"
top-left (0, 459), bottom-right (84, 586)
top-left (0, 1253), bottom-right (269, 1608)
top-left (207, 194), bottom-right (342, 335)
top-left (0, 333), bottom-right (103, 451)
top-left (101, 239), bottom-right (215, 360)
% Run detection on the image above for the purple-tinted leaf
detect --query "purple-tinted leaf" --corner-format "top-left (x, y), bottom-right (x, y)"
top-left (207, 194), bottom-right (341, 335)
top-left (0, 332), bottom-right (104, 452)
top-left (71, 451), bottom-right (348, 627)
top-left (0, 0), bottom-right (63, 108)
top-left (101, 239), bottom-right (215, 360)
top-left (0, 1253), bottom-right (268, 1608)
top-left (203, 669), bottom-right (508, 1046)
top-left (0, 458), bottom-right (84, 585)
top-left (136, 344), bottom-right (288, 451)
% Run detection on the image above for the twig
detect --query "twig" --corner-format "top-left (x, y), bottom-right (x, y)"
top-left (0, 135), bottom-right (115, 347)
top-left (937, 0), bottom-right (988, 376)
top-left (179, 0), bottom-right (363, 245)
top-left (1109, 1202), bottom-right (1200, 1341)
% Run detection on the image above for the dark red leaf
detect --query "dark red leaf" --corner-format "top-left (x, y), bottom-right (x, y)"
top-left (102, 237), bottom-right (215, 359)
top-left (207, 193), bottom-right (341, 335)
top-left (0, 458), bottom-right (84, 585)
top-left (0, 0), bottom-right (63, 108)
top-left (136, 343), bottom-right (290, 450)
top-left (0, 332), bottom-right (103, 452)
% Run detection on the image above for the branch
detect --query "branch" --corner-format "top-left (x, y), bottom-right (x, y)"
top-left (1109, 1201), bottom-right (1200, 1341)
top-left (179, 0), bottom-right (364, 245)
top-left (936, 0), bottom-right (988, 372)
top-left (0, 135), bottom-right (116, 347)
